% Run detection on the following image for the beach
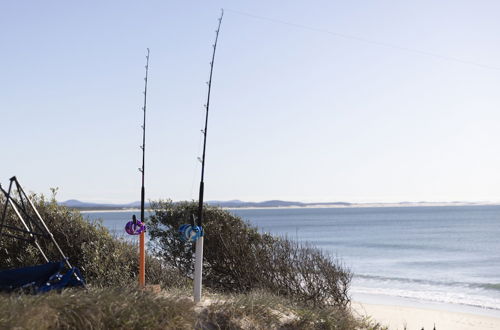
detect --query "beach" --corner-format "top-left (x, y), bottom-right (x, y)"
top-left (85, 206), bottom-right (500, 328)
top-left (352, 301), bottom-right (500, 330)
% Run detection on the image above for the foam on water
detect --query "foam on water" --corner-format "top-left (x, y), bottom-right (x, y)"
top-left (352, 274), bottom-right (500, 310)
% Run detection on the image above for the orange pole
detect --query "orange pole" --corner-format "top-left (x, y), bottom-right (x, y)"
top-left (139, 231), bottom-right (145, 286)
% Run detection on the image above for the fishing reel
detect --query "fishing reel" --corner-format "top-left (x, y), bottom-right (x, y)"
top-left (178, 224), bottom-right (203, 242)
top-left (125, 215), bottom-right (146, 235)
top-left (179, 214), bottom-right (203, 242)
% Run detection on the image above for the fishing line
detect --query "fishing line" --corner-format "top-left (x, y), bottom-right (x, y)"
top-left (225, 8), bottom-right (500, 71)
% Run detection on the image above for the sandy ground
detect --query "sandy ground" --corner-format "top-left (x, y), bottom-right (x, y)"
top-left (352, 301), bottom-right (500, 330)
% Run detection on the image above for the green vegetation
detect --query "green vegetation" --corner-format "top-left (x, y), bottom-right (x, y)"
top-left (0, 288), bottom-right (386, 329)
top-left (0, 194), bottom-right (385, 329)
top-left (0, 193), bottom-right (187, 288)
top-left (148, 200), bottom-right (351, 308)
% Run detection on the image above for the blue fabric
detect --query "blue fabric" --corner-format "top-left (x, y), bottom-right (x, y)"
top-left (0, 261), bottom-right (85, 293)
top-left (0, 261), bottom-right (63, 292)
top-left (38, 266), bottom-right (85, 293)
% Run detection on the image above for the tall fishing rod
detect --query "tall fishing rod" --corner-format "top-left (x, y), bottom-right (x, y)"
top-left (138, 48), bottom-right (150, 287)
top-left (193, 9), bottom-right (224, 303)
top-left (140, 49), bottom-right (149, 228)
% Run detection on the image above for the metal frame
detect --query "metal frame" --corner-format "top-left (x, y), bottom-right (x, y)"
top-left (0, 176), bottom-right (73, 269)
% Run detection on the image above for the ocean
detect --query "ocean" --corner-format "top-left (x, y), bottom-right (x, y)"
top-left (82, 205), bottom-right (500, 316)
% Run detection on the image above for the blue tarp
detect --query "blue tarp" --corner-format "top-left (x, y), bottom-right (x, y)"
top-left (0, 261), bottom-right (85, 293)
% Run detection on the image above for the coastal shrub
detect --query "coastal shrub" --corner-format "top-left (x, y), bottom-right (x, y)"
top-left (148, 200), bottom-right (352, 308)
top-left (0, 194), bottom-right (187, 287)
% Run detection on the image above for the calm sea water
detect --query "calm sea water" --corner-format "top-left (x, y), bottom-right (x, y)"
top-left (83, 205), bottom-right (500, 313)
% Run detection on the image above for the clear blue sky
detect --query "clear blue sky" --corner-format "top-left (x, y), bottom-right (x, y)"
top-left (1, 1), bottom-right (500, 203)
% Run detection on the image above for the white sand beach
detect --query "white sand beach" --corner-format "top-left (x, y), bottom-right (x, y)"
top-left (353, 301), bottom-right (500, 330)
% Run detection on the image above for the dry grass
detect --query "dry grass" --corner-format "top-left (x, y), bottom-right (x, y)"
top-left (197, 290), bottom-right (387, 330)
top-left (0, 287), bottom-right (195, 330)
top-left (0, 287), bottom-right (386, 330)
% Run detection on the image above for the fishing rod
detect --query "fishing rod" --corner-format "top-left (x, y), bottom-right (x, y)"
top-left (193, 9), bottom-right (224, 303)
top-left (139, 48), bottom-right (150, 287)
top-left (140, 49), bottom-right (149, 228)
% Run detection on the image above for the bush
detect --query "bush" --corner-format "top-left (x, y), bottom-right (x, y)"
top-left (148, 200), bottom-right (352, 308)
top-left (0, 193), bottom-right (188, 288)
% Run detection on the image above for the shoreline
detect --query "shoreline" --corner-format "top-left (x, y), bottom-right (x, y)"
top-left (352, 292), bottom-right (500, 330)
top-left (224, 202), bottom-right (500, 210)
top-left (352, 300), bottom-right (500, 330)
top-left (80, 209), bottom-right (153, 213)
top-left (77, 202), bottom-right (500, 213)
top-left (352, 292), bottom-right (500, 319)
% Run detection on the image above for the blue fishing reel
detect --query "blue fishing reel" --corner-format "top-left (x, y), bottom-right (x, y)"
top-left (178, 224), bottom-right (203, 242)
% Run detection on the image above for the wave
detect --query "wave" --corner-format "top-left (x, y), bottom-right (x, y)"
top-left (355, 274), bottom-right (500, 292)
top-left (351, 285), bottom-right (500, 311)
top-left (480, 283), bottom-right (500, 291)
